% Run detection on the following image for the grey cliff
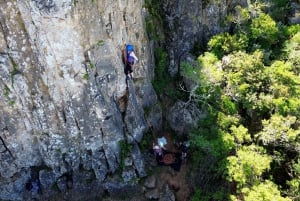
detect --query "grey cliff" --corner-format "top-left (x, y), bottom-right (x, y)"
top-left (0, 0), bottom-right (156, 200)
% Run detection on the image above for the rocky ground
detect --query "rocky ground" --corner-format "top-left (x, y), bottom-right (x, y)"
top-left (147, 132), bottom-right (191, 201)
top-left (102, 132), bottom-right (192, 201)
top-left (19, 131), bottom-right (192, 201)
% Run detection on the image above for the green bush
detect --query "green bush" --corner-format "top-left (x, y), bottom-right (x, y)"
top-left (208, 33), bottom-right (249, 58)
top-left (144, 0), bottom-right (164, 41)
top-left (152, 47), bottom-right (168, 95)
top-left (83, 73), bottom-right (89, 80)
top-left (250, 13), bottom-right (279, 49)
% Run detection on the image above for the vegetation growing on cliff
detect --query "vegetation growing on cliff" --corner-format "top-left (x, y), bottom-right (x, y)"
top-left (182, 1), bottom-right (300, 200)
top-left (144, 0), bottom-right (188, 102)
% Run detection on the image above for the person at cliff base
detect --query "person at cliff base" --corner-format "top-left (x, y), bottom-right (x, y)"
top-left (153, 144), bottom-right (164, 164)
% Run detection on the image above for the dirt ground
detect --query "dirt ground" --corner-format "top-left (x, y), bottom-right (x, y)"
top-left (157, 164), bottom-right (191, 201)
top-left (156, 132), bottom-right (191, 201)
top-left (107, 131), bottom-right (192, 201)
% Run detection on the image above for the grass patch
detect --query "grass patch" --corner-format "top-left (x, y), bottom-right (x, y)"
top-left (9, 100), bottom-right (15, 106)
top-left (119, 140), bottom-right (133, 169)
top-left (97, 40), bottom-right (105, 46)
top-left (73, 0), bottom-right (78, 6)
top-left (139, 131), bottom-right (154, 152)
top-left (89, 62), bottom-right (95, 69)
top-left (143, 106), bottom-right (151, 117)
top-left (10, 61), bottom-right (20, 86)
top-left (86, 169), bottom-right (96, 184)
top-left (152, 47), bottom-right (189, 101)
top-left (143, 0), bottom-right (165, 41)
top-left (4, 85), bottom-right (10, 97)
top-left (83, 73), bottom-right (89, 80)
top-left (152, 47), bottom-right (169, 95)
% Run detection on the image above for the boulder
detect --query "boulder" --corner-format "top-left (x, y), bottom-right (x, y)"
top-left (166, 101), bottom-right (204, 135)
top-left (144, 175), bottom-right (156, 189)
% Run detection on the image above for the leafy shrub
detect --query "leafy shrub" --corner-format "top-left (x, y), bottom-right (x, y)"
top-left (208, 33), bottom-right (249, 58)
top-left (119, 140), bottom-right (132, 169)
top-left (152, 47), bottom-right (169, 95)
top-left (250, 13), bottom-right (279, 49)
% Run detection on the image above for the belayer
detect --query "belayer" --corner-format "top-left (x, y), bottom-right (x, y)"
top-left (123, 43), bottom-right (138, 80)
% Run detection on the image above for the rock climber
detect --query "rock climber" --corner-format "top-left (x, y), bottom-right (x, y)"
top-left (123, 43), bottom-right (138, 80)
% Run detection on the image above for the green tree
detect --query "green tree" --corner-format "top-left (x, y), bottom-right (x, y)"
top-left (254, 114), bottom-right (299, 200)
top-left (226, 145), bottom-right (272, 188)
top-left (198, 52), bottom-right (223, 85)
top-left (226, 5), bottom-right (251, 28)
top-left (230, 125), bottom-right (251, 145)
top-left (181, 5), bottom-right (300, 201)
top-left (284, 31), bottom-right (300, 73)
top-left (220, 95), bottom-right (238, 115)
top-left (286, 157), bottom-right (300, 200)
top-left (208, 33), bottom-right (249, 58)
top-left (223, 50), bottom-right (270, 114)
top-left (267, 61), bottom-right (300, 96)
top-left (266, 60), bottom-right (300, 116)
top-left (240, 180), bottom-right (291, 201)
top-left (250, 13), bottom-right (279, 49)
top-left (256, 114), bottom-right (298, 147)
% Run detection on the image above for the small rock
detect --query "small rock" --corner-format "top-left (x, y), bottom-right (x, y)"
top-left (39, 170), bottom-right (56, 189)
top-left (124, 157), bottom-right (133, 166)
top-left (144, 175), bottom-right (156, 189)
top-left (57, 176), bottom-right (67, 192)
top-left (122, 168), bottom-right (137, 183)
top-left (159, 185), bottom-right (175, 201)
top-left (145, 188), bottom-right (160, 200)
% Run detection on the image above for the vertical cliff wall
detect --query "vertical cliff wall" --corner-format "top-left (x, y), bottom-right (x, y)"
top-left (0, 0), bottom-right (158, 200)
top-left (162, 0), bottom-right (247, 76)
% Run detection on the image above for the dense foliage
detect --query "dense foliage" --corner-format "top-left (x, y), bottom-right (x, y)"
top-left (182, 1), bottom-right (300, 200)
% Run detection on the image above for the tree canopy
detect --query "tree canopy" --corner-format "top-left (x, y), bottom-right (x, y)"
top-left (183, 1), bottom-right (300, 200)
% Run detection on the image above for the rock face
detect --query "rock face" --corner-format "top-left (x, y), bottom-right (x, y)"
top-left (3, 0), bottom-right (298, 200)
top-left (0, 0), bottom-right (158, 200)
top-left (167, 101), bottom-right (204, 136)
top-left (162, 0), bottom-right (247, 76)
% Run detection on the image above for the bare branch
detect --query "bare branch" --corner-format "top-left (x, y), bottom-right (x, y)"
top-left (179, 83), bottom-right (213, 109)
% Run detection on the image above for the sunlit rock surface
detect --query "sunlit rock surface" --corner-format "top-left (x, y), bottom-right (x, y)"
top-left (0, 0), bottom-right (157, 200)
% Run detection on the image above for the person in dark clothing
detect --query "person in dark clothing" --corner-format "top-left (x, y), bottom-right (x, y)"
top-left (124, 61), bottom-right (133, 79)
top-left (153, 144), bottom-right (163, 160)
top-left (179, 141), bottom-right (189, 164)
